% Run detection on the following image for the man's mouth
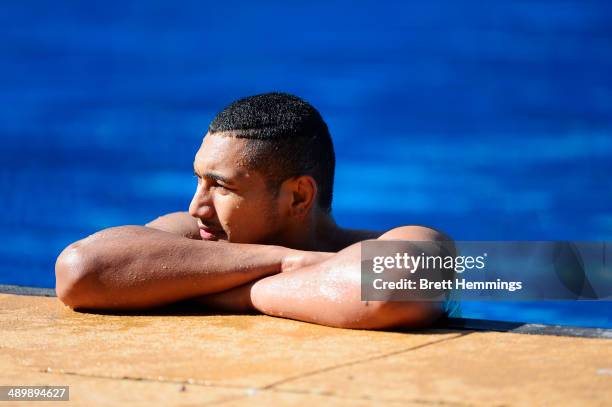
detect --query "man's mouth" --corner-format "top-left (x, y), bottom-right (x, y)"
top-left (198, 225), bottom-right (224, 241)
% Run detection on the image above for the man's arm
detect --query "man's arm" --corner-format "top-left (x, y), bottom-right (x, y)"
top-left (144, 211), bottom-right (201, 239)
top-left (55, 219), bottom-right (292, 310)
top-left (191, 226), bottom-right (453, 329)
top-left (248, 226), bottom-right (453, 330)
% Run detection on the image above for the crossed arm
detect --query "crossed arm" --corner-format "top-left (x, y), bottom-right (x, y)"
top-left (55, 212), bottom-right (450, 329)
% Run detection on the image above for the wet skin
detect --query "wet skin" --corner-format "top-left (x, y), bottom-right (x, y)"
top-left (55, 132), bottom-right (451, 329)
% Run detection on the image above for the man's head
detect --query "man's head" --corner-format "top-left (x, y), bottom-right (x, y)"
top-left (189, 92), bottom-right (336, 245)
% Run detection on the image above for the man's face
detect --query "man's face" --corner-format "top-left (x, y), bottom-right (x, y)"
top-left (189, 133), bottom-right (286, 244)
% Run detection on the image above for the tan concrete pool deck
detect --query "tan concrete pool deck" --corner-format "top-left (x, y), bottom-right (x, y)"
top-left (1, 292), bottom-right (611, 406)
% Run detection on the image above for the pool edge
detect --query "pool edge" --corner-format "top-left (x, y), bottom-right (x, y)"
top-left (2, 284), bottom-right (611, 339)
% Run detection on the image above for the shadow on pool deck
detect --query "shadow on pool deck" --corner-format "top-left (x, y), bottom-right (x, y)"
top-left (1, 287), bottom-right (611, 406)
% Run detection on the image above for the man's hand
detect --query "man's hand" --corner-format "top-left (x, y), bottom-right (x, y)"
top-left (281, 250), bottom-right (335, 273)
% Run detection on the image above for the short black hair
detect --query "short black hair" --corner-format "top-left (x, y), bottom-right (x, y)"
top-left (208, 92), bottom-right (335, 212)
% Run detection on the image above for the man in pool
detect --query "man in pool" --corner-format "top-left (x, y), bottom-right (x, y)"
top-left (55, 92), bottom-right (453, 330)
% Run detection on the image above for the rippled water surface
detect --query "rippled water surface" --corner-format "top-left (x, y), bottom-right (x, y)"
top-left (2, 1), bottom-right (611, 327)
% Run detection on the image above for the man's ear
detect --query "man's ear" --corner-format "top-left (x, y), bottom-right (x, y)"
top-left (286, 175), bottom-right (317, 218)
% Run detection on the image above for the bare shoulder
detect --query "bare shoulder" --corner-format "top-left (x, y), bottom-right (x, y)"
top-left (145, 212), bottom-right (201, 239)
top-left (378, 225), bottom-right (457, 259)
top-left (335, 225), bottom-right (452, 251)
top-left (379, 225), bottom-right (452, 241)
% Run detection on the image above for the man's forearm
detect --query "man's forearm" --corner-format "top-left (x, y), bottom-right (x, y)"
top-left (55, 226), bottom-right (287, 310)
top-left (188, 251), bottom-right (335, 313)
top-left (249, 227), bottom-right (451, 329)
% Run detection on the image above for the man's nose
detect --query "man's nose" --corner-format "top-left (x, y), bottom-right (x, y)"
top-left (188, 183), bottom-right (215, 219)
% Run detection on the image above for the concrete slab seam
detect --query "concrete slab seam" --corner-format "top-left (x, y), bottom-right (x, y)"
top-left (260, 332), bottom-right (472, 390)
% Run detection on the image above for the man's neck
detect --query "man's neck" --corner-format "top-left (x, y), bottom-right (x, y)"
top-left (281, 211), bottom-right (380, 252)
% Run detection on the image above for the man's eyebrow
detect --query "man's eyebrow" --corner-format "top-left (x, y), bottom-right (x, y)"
top-left (193, 161), bottom-right (236, 183)
top-left (204, 172), bottom-right (233, 184)
top-left (193, 166), bottom-right (234, 185)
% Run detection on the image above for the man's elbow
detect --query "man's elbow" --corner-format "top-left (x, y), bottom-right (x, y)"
top-left (334, 300), bottom-right (444, 330)
top-left (55, 242), bottom-right (98, 309)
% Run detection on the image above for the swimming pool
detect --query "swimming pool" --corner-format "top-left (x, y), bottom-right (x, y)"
top-left (2, 1), bottom-right (611, 328)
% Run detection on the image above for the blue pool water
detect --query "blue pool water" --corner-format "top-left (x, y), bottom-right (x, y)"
top-left (1, 1), bottom-right (611, 328)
